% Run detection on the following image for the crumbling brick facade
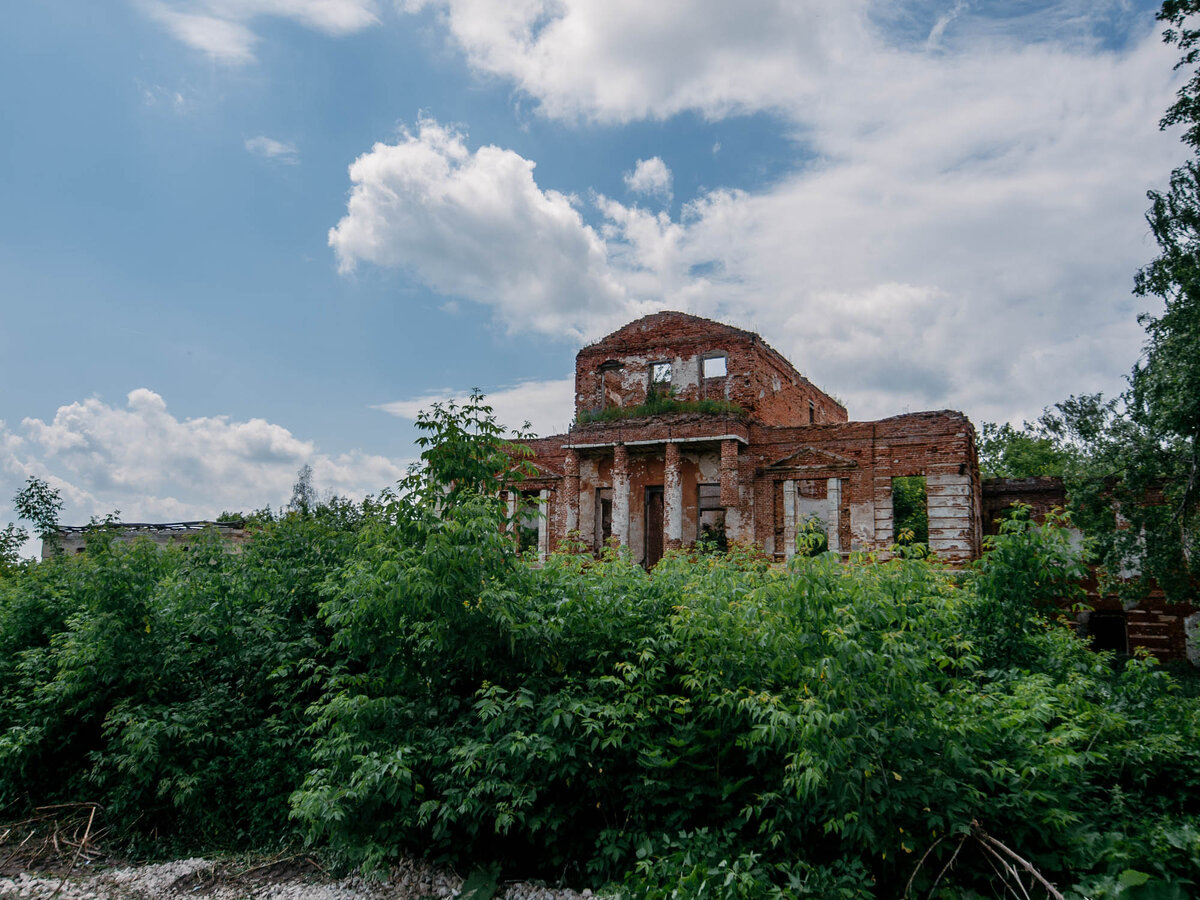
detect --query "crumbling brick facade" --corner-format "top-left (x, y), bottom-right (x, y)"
top-left (516, 311), bottom-right (1196, 663)
top-left (981, 477), bottom-right (1199, 663)
top-left (519, 311), bottom-right (983, 569)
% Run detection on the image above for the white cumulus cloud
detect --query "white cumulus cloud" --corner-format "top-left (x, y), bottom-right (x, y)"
top-left (328, 118), bottom-right (650, 338)
top-left (624, 157), bottom-right (672, 200)
top-left (0, 390), bottom-right (409, 537)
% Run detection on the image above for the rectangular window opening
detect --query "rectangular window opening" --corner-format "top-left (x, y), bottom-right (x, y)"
top-left (891, 475), bottom-right (928, 545)
top-left (794, 479), bottom-right (829, 555)
top-left (598, 361), bottom-right (622, 410)
top-left (516, 490), bottom-right (540, 553)
top-left (595, 487), bottom-right (613, 550)
top-left (697, 483), bottom-right (727, 550)
top-left (650, 361), bottom-right (672, 385)
top-left (702, 355), bottom-right (727, 378)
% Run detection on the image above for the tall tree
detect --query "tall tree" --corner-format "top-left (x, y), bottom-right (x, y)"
top-left (288, 464), bottom-right (318, 514)
top-left (976, 421), bottom-right (1074, 480)
top-left (12, 476), bottom-right (63, 546)
top-left (1063, 2), bottom-right (1200, 600)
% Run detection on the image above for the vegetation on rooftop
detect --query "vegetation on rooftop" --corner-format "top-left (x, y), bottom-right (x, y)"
top-left (575, 386), bottom-right (745, 426)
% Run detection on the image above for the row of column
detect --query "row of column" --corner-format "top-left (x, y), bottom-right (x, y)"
top-left (558, 439), bottom-right (740, 554)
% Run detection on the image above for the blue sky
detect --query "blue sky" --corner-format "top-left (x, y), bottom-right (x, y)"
top-left (0, 0), bottom-right (1188, 541)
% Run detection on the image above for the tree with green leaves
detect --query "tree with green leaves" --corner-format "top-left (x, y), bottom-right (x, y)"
top-left (1123, 1), bottom-right (1200, 591)
top-left (288, 463), bottom-right (318, 514)
top-left (0, 522), bottom-right (27, 576)
top-left (12, 476), bottom-right (63, 541)
top-left (1018, 4), bottom-right (1200, 602)
top-left (976, 420), bottom-right (1075, 480)
top-left (9, 476), bottom-right (64, 559)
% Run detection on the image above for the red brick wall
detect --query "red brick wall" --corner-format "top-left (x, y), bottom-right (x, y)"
top-left (574, 311), bottom-right (846, 424)
top-left (747, 411), bottom-right (982, 562)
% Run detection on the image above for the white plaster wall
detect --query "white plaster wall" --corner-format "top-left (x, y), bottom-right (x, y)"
top-left (675, 354), bottom-right (701, 392)
top-left (927, 473), bottom-right (974, 557)
top-left (849, 501), bottom-right (875, 551)
top-left (1186, 612), bottom-right (1200, 667)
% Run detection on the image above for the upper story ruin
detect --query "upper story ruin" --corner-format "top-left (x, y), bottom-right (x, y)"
top-left (574, 312), bottom-right (848, 426)
top-left (520, 311), bottom-right (983, 569)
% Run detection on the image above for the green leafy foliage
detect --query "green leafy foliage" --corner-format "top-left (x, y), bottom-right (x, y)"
top-left (891, 476), bottom-right (929, 545)
top-left (1, 395), bottom-right (1197, 898)
top-left (0, 522), bottom-right (28, 577)
top-left (0, 502), bottom-right (371, 851)
top-left (968, 505), bottom-right (1088, 668)
top-left (576, 391), bottom-right (745, 425)
top-left (977, 421), bottom-right (1075, 480)
top-left (12, 476), bottom-right (64, 542)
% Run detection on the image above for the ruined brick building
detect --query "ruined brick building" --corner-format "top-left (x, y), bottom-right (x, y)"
top-left (516, 311), bottom-right (1196, 663)
top-left (520, 311), bottom-right (982, 567)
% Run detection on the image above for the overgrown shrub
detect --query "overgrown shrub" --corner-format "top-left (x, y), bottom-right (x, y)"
top-left (0, 503), bottom-right (368, 850)
top-left (2, 398), bottom-right (1197, 897)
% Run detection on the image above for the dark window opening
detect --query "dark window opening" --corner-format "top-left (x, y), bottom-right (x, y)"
top-left (596, 487), bottom-right (613, 550)
top-left (891, 476), bottom-right (928, 545)
top-left (809, 400), bottom-right (815, 424)
top-left (599, 360), bottom-right (623, 410)
top-left (645, 485), bottom-right (664, 567)
top-left (1086, 612), bottom-right (1129, 654)
top-left (697, 483), bottom-right (727, 551)
top-left (515, 491), bottom-right (540, 553)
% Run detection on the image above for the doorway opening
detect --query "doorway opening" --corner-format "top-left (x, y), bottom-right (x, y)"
top-left (645, 485), bottom-right (664, 567)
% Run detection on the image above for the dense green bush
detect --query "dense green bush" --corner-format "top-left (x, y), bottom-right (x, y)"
top-left (1, 400), bottom-right (1198, 896)
top-left (0, 502), bottom-right (369, 850)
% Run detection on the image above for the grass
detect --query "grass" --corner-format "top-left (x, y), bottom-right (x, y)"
top-left (575, 395), bottom-right (745, 425)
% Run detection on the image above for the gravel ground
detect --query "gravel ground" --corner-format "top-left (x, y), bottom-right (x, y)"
top-left (0, 857), bottom-right (602, 899)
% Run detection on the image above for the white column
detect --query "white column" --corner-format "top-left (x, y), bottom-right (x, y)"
top-left (613, 444), bottom-right (630, 549)
top-left (826, 477), bottom-right (842, 554)
top-left (664, 442), bottom-right (682, 548)
top-left (783, 479), bottom-right (796, 561)
top-left (564, 450), bottom-right (579, 535)
top-left (537, 488), bottom-right (550, 563)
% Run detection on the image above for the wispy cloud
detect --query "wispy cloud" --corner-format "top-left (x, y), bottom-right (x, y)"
top-left (375, 377), bottom-right (576, 437)
top-left (140, 0), bottom-right (379, 64)
top-left (245, 136), bottom-right (300, 164)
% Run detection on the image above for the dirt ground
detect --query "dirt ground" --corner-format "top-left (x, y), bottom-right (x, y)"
top-left (0, 856), bottom-right (600, 899)
top-left (0, 806), bottom-right (597, 899)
